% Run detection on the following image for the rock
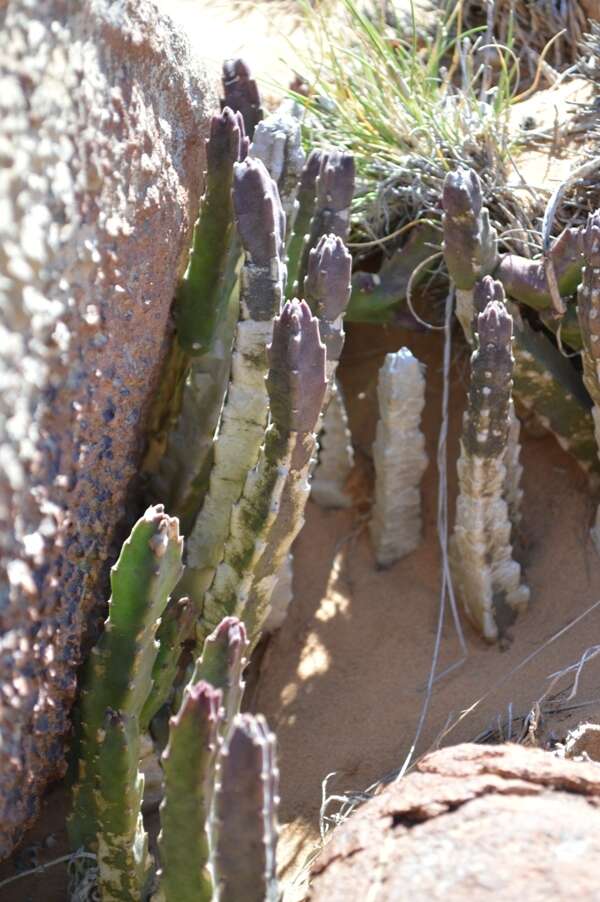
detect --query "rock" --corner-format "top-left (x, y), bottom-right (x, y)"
top-left (0, 0), bottom-right (216, 856)
top-left (309, 743), bottom-right (600, 901)
top-left (563, 722), bottom-right (600, 762)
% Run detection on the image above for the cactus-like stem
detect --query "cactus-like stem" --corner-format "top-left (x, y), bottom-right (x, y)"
top-left (576, 212), bottom-right (600, 547)
top-left (183, 158), bottom-right (286, 622)
top-left (473, 278), bottom-right (525, 529)
top-left (94, 711), bottom-right (149, 902)
top-left (157, 682), bottom-right (222, 902)
top-left (285, 150), bottom-right (323, 298)
top-left (213, 714), bottom-right (279, 902)
top-left (304, 234), bottom-right (354, 509)
top-left (202, 300), bottom-right (327, 646)
top-left (495, 226), bottom-right (583, 311)
top-left (510, 304), bottom-right (598, 477)
top-left (442, 168), bottom-right (498, 339)
top-left (68, 507), bottom-right (184, 893)
top-left (140, 597), bottom-right (195, 734)
top-left (444, 169), bottom-right (597, 477)
top-left (295, 151), bottom-right (355, 296)
top-left (221, 58), bottom-right (263, 139)
top-left (310, 379), bottom-right (355, 509)
top-left (251, 99), bottom-right (306, 241)
top-left (450, 302), bottom-right (529, 642)
top-left (369, 348), bottom-right (428, 566)
top-left (145, 109), bottom-right (245, 522)
top-left (347, 223), bottom-right (439, 323)
top-left (190, 617), bottom-right (249, 731)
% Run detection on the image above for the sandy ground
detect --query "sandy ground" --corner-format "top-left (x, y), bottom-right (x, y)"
top-left (253, 321), bottom-right (600, 899)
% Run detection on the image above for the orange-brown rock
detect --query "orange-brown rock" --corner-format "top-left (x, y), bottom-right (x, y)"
top-left (0, 0), bottom-right (216, 856)
top-left (309, 743), bottom-right (600, 901)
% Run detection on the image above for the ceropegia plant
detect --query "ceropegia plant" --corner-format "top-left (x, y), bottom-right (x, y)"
top-left (442, 167), bottom-right (597, 477)
top-left (251, 98), bottom-right (306, 239)
top-left (189, 616), bottom-right (248, 731)
top-left (576, 211), bottom-right (600, 549)
top-left (442, 168), bottom-right (498, 341)
top-left (221, 57), bottom-right (264, 138)
top-left (473, 278), bottom-right (524, 530)
top-left (67, 511), bottom-right (277, 902)
top-left (369, 348), bottom-right (428, 567)
top-left (183, 155), bottom-right (286, 630)
top-left (450, 296), bottom-right (530, 643)
top-left (285, 149), bottom-right (324, 298)
top-left (157, 681), bottom-right (222, 902)
top-left (304, 234), bottom-right (355, 509)
top-left (213, 714), bottom-right (280, 902)
top-left (290, 150), bottom-right (355, 298)
top-left (67, 506), bottom-right (184, 900)
top-left (147, 107), bottom-right (247, 533)
top-left (201, 298), bottom-right (327, 647)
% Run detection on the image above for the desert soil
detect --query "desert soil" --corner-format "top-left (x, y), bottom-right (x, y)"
top-left (2, 3), bottom-right (600, 900)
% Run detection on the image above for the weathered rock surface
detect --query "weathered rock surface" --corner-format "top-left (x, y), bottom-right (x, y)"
top-left (0, 0), bottom-right (216, 856)
top-left (309, 742), bottom-right (600, 901)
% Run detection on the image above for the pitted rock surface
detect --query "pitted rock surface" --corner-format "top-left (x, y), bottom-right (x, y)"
top-left (0, 0), bottom-right (216, 856)
top-left (309, 743), bottom-right (600, 901)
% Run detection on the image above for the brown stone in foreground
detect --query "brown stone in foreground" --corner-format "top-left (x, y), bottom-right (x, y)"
top-left (309, 743), bottom-right (600, 901)
top-left (0, 0), bottom-right (216, 857)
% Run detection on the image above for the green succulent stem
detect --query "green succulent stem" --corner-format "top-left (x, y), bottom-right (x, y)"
top-left (158, 681), bottom-right (222, 902)
top-left (68, 506), bottom-right (183, 897)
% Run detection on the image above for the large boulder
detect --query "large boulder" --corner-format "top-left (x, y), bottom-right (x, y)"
top-left (309, 742), bottom-right (600, 901)
top-left (0, 0), bottom-right (216, 856)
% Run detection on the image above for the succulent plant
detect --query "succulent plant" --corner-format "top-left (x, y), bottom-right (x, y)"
top-left (145, 106), bottom-right (246, 532)
top-left (221, 58), bottom-right (263, 139)
top-left (201, 298), bottom-right (327, 647)
top-left (68, 505), bottom-right (184, 898)
top-left (293, 151), bottom-right (355, 298)
top-left (442, 167), bottom-right (598, 477)
top-left (68, 511), bottom-right (276, 901)
top-left (442, 167), bottom-right (498, 339)
top-left (285, 149), bottom-right (325, 299)
top-left (304, 233), bottom-right (355, 509)
top-left (213, 714), bottom-right (280, 902)
top-left (190, 616), bottom-right (249, 731)
top-left (369, 348), bottom-right (428, 567)
top-left (183, 156), bottom-right (286, 628)
top-left (450, 295), bottom-right (529, 642)
top-left (251, 99), bottom-right (306, 239)
top-left (158, 681), bottom-right (222, 902)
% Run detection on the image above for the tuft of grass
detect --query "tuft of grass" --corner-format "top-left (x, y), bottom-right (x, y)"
top-left (291, 0), bottom-right (538, 253)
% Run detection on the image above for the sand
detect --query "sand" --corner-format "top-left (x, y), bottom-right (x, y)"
top-left (252, 321), bottom-right (600, 899)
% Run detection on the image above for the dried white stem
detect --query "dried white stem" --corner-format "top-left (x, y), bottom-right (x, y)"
top-left (369, 348), bottom-right (428, 567)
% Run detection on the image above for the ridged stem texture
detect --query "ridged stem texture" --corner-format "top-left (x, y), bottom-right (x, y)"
top-left (304, 233), bottom-right (354, 509)
top-left (294, 150), bottom-right (355, 297)
top-left (183, 157), bottom-right (286, 638)
top-left (68, 506), bottom-right (184, 900)
top-left (158, 681), bottom-right (222, 902)
top-left (251, 98), bottom-right (306, 241)
top-left (213, 714), bottom-right (280, 902)
top-left (202, 300), bottom-right (327, 648)
top-left (450, 300), bottom-right (529, 642)
top-left (369, 349), bottom-right (428, 566)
